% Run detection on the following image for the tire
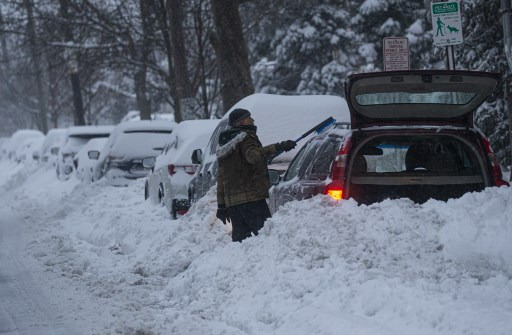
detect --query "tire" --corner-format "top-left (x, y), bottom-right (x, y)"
top-left (158, 184), bottom-right (165, 205)
top-left (171, 203), bottom-right (177, 220)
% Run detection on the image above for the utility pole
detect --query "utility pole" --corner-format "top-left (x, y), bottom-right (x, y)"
top-left (500, 0), bottom-right (512, 181)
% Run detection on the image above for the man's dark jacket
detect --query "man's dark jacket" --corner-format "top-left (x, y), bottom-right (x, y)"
top-left (216, 127), bottom-right (277, 208)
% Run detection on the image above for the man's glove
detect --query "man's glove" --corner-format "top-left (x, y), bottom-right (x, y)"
top-left (216, 205), bottom-right (229, 224)
top-left (276, 140), bottom-right (297, 153)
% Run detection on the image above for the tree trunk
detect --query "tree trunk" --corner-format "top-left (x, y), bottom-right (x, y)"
top-left (23, 0), bottom-right (48, 133)
top-left (167, 0), bottom-right (194, 121)
top-left (157, 0), bottom-right (181, 122)
top-left (193, 2), bottom-right (210, 119)
top-left (136, 0), bottom-right (153, 120)
top-left (0, 8), bottom-right (9, 68)
top-left (210, 0), bottom-right (254, 114)
top-left (58, 0), bottom-right (85, 125)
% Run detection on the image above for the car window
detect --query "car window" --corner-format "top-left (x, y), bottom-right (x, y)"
top-left (209, 122), bottom-right (229, 156)
top-left (283, 139), bottom-right (318, 181)
top-left (309, 137), bottom-right (342, 180)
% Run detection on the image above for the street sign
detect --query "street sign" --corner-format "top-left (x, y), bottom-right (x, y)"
top-left (431, 1), bottom-right (463, 47)
top-left (383, 37), bottom-right (409, 71)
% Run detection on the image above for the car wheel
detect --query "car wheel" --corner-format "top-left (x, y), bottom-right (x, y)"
top-left (171, 203), bottom-right (177, 220)
top-left (158, 184), bottom-right (165, 205)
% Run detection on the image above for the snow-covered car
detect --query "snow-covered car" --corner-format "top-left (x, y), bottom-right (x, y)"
top-left (57, 126), bottom-right (114, 180)
top-left (16, 136), bottom-right (45, 163)
top-left (0, 137), bottom-right (9, 159)
top-left (269, 70), bottom-right (510, 212)
top-left (40, 128), bottom-right (67, 165)
top-left (4, 129), bottom-right (45, 161)
top-left (97, 120), bottom-right (177, 185)
top-left (145, 119), bottom-right (220, 219)
top-left (187, 93), bottom-right (350, 204)
top-left (74, 137), bottom-right (108, 182)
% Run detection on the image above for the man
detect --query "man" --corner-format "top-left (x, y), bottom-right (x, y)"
top-left (216, 108), bottom-right (296, 242)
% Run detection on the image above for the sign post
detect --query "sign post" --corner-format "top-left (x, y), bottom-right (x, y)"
top-left (383, 37), bottom-right (410, 71)
top-left (431, 1), bottom-right (463, 70)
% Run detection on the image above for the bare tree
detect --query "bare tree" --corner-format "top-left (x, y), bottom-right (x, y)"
top-left (210, 0), bottom-right (254, 114)
top-left (58, 0), bottom-right (85, 125)
top-left (167, 0), bottom-right (194, 121)
top-left (23, 0), bottom-right (48, 133)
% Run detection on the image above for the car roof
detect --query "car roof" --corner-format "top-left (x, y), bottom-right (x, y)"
top-left (222, 93), bottom-right (350, 163)
top-left (171, 119), bottom-right (220, 140)
top-left (67, 125), bottom-right (115, 136)
top-left (114, 120), bottom-right (177, 133)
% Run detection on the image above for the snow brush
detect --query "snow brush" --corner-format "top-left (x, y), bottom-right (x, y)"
top-left (268, 116), bottom-right (336, 164)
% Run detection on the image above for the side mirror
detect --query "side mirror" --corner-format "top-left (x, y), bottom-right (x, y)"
top-left (268, 169), bottom-right (280, 186)
top-left (142, 157), bottom-right (156, 169)
top-left (191, 149), bottom-right (202, 165)
top-left (50, 147), bottom-right (59, 155)
top-left (88, 150), bottom-right (100, 160)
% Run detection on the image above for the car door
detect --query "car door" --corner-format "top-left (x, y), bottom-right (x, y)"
top-left (190, 120), bottom-right (229, 202)
top-left (296, 135), bottom-right (343, 200)
top-left (272, 138), bottom-right (319, 209)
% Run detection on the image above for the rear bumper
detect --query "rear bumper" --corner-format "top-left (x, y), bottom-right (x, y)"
top-left (172, 198), bottom-right (190, 213)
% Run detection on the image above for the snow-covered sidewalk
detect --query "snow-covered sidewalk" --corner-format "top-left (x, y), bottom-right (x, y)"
top-left (1, 160), bottom-right (511, 334)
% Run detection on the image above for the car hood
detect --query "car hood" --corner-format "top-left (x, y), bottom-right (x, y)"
top-left (345, 70), bottom-right (500, 129)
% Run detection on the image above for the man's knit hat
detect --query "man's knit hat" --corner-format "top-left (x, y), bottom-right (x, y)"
top-left (229, 108), bottom-right (251, 126)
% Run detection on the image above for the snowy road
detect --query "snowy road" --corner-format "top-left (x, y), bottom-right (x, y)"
top-left (0, 209), bottom-right (77, 335)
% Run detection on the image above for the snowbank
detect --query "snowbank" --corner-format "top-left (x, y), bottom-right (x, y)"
top-left (1, 160), bottom-right (511, 334)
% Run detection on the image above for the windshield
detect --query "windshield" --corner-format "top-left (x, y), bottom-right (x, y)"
top-left (111, 132), bottom-right (170, 157)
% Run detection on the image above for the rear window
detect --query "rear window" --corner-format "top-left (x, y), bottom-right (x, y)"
top-left (111, 132), bottom-right (170, 156)
top-left (355, 92), bottom-right (476, 106)
top-left (353, 135), bottom-right (481, 176)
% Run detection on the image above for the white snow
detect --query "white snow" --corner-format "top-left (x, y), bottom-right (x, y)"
top-left (1, 156), bottom-right (512, 334)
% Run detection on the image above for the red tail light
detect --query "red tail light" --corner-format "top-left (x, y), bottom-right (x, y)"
top-left (480, 135), bottom-right (509, 187)
top-left (168, 164), bottom-right (197, 176)
top-left (168, 164), bottom-right (176, 176)
top-left (325, 180), bottom-right (344, 200)
top-left (324, 135), bottom-right (353, 200)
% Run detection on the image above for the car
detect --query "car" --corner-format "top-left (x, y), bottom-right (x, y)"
top-left (187, 93), bottom-right (350, 205)
top-left (268, 70), bottom-right (510, 212)
top-left (16, 136), bottom-right (45, 163)
top-left (96, 120), bottom-right (177, 185)
top-left (39, 128), bottom-right (67, 165)
top-left (57, 125), bottom-right (114, 180)
top-left (0, 137), bottom-right (9, 159)
top-left (145, 119), bottom-right (220, 219)
top-left (4, 129), bottom-right (44, 161)
top-left (74, 137), bottom-right (108, 182)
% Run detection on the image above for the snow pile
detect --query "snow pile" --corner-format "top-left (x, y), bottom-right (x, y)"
top-left (1, 160), bottom-right (512, 334)
top-left (153, 190), bottom-right (512, 334)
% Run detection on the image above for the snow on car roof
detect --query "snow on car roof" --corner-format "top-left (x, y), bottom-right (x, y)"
top-left (222, 93), bottom-right (350, 162)
top-left (155, 119), bottom-right (220, 168)
top-left (66, 125), bottom-right (115, 137)
top-left (40, 128), bottom-right (68, 154)
top-left (7, 129), bottom-right (45, 152)
top-left (115, 120), bottom-right (177, 133)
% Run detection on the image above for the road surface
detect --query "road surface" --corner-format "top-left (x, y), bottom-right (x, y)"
top-left (0, 208), bottom-right (79, 335)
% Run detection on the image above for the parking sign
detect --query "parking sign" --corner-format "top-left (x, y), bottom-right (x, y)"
top-left (383, 37), bottom-right (409, 71)
top-left (431, 1), bottom-right (463, 46)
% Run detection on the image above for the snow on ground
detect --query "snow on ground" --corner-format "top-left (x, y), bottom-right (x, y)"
top-left (1, 159), bottom-right (512, 334)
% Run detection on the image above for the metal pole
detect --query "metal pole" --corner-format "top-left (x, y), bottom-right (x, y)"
top-left (446, 45), bottom-right (455, 70)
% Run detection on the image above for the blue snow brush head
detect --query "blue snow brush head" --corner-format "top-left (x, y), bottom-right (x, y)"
top-left (315, 117), bottom-right (336, 135)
